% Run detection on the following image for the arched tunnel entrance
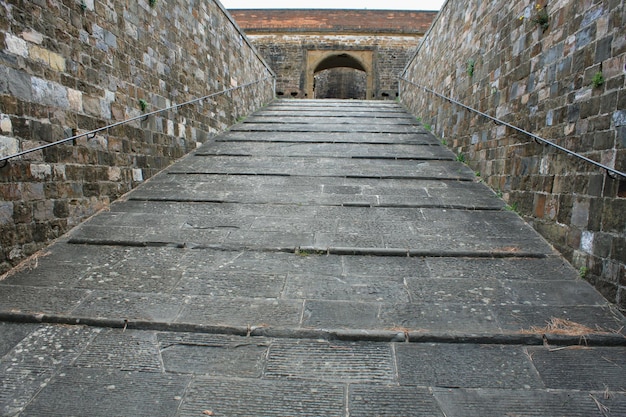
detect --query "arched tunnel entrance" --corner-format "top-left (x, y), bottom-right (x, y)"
top-left (314, 54), bottom-right (367, 99)
top-left (305, 50), bottom-right (374, 99)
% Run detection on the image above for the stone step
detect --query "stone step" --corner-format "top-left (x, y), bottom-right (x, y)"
top-left (166, 155), bottom-right (474, 179)
top-left (245, 115), bottom-right (418, 124)
top-left (230, 122), bottom-right (427, 133)
top-left (220, 130), bottom-right (440, 144)
top-left (2, 322), bottom-right (624, 416)
top-left (197, 140), bottom-right (455, 159)
top-left (255, 109), bottom-right (412, 117)
top-left (128, 175), bottom-right (505, 209)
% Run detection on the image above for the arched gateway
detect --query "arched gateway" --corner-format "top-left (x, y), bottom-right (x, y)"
top-left (228, 9), bottom-right (437, 99)
top-left (306, 50), bottom-right (374, 99)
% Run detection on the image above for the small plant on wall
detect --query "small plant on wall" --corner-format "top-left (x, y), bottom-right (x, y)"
top-left (531, 4), bottom-right (549, 31)
top-left (592, 71), bottom-right (605, 88)
top-left (149, 0), bottom-right (157, 7)
top-left (466, 59), bottom-right (476, 77)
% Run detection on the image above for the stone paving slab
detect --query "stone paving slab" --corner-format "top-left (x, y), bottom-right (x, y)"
top-left (231, 122), bottom-right (428, 133)
top-left (0, 325), bottom-right (99, 417)
top-left (267, 99), bottom-right (401, 108)
top-left (3, 247), bottom-right (623, 337)
top-left (264, 339), bottom-right (395, 382)
top-left (433, 388), bottom-right (626, 417)
top-left (72, 328), bottom-right (162, 371)
top-left (161, 340), bottom-right (269, 377)
top-left (220, 130), bottom-right (441, 144)
top-left (71, 290), bottom-right (185, 322)
top-left (245, 115), bottom-right (418, 124)
top-left (493, 304), bottom-right (626, 334)
top-left (1, 323), bottom-right (625, 416)
top-left (195, 141), bottom-right (455, 159)
top-left (19, 367), bottom-right (190, 417)
top-left (167, 155), bottom-right (475, 179)
top-left (256, 109), bottom-right (413, 117)
top-left (129, 175), bottom-right (504, 209)
top-left (349, 386), bottom-right (446, 417)
top-left (527, 346), bottom-right (626, 390)
top-left (0, 285), bottom-right (89, 315)
top-left (177, 377), bottom-right (345, 417)
top-left (425, 256), bottom-right (579, 280)
top-left (65, 203), bottom-right (553, 255)
top-left (175, 295), bottom-right (303, 328)
top-left (396, 343), bottom-right (544, 389)
top-left (0, 322), bottom-right (37, 358)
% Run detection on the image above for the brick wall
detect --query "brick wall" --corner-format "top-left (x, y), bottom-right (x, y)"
top-left (249, 33), bottom-right (421, 99)
top-left (229, 9), bottom-right (436, 34)
top-left (401, 0), bottom-right (626, 310)
top-left (0, 0), bottom-right (274, 273)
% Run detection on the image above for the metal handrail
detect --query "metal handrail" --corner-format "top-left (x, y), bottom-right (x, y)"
top-left (399, 77), bottom-right (626, 180)
top-left (0, 76), bottom-right (275, 166)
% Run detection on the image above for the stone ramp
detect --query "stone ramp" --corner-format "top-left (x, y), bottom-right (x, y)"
top-left (1, 99), bottom-right (625, 416)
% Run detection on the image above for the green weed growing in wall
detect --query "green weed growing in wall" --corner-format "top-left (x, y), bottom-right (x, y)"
top-left (149, 0), bottom-right (158, 7)
top-left (466, 59), bottom-right (475, 77)
top-left (592, 71), bottom-right (605, 88)
top-left (139, 99), bottom-right (149, 112)
top-left (505, 202), bottom-right (521, 214)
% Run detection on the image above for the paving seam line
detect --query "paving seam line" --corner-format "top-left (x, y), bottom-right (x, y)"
top-left (1, 312), bottom-right (624, 347)
top-left (63, 239), bottom-right (550, 259)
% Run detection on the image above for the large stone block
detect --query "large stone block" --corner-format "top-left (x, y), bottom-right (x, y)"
top-left (0, 135), bottom-right (18, 157)
top-left (31, 77), bottom-right (69, 109)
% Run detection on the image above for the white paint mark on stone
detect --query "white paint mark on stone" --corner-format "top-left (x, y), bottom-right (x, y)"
top-left (581, 231), bottom-right (594, 254)
top-left (132, 168), bottom-right (143, 182)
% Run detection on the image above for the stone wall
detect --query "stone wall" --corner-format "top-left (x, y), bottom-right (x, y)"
top-left (230, 10), bottom-right (436, 99)
top-left (400, 0), bottom-right (626, 310)
top-left (315, 68), bottom-right (367, 99)
top-left (0, 0), bottom-right (274, 273)
top-left (249, 33), bottom-right (420, 99)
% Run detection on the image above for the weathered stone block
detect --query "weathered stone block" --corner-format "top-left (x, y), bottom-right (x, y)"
top-left (570, 197), bottom-right (590, 228)
top-left (31, 77), bottom-right (69, 109)
top-left (53, 200), bottom-right (69, 218)
top-left (5, 33), bottom-right (28, 57)
top-left (611, 236), bottom-right (626, 263)
top-left (21, 182), bottom-right (45, 201)
top-left (29, 163), bottom-right (52, 180)
top-left (4, 68), bottom-right (32, 102)
top-left (0, 202), bottom-right (13, 225)
top-left (33, 199), bottom-right (54, 222)
top-left (0, 135), bottom-right (18, 157)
